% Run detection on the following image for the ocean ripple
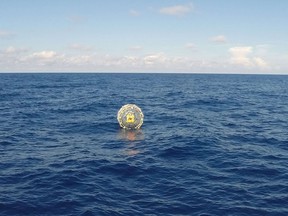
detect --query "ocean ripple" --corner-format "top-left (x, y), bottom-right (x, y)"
top-left (1, 73), bottom-right (288, 215)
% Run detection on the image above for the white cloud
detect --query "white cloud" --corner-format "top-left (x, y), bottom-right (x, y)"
top-left (65, 55), bottom-right (93, 65)
top-left (5, 46), bottom-right (17, 54)
top-left (229, 46), bottom-right (253, 67)
top-left (229, 46), bottom-right (269, 69)
top-left (159, 3), bottom-right (193, 16)
top-left (3, 46), bottom-right (28, 54)
top-left (211, 35), bottom-right (228, 43)
top-left (15, 50), bottom-right (65, 70)
top-left (253, 57), bottom-right (268, 68)
top-left (144, 53), bottom-right (167, 65)
top-left (31, 51), bottom-right (57, 59)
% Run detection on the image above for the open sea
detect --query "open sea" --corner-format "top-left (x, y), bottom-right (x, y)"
top-left (0, 73), bottom-right (288, 216)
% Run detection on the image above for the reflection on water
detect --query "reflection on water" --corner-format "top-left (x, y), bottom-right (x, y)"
top-left (118, 129), bottom-right (144, 141)
top-left (118, 129), bottom-right (144, 156)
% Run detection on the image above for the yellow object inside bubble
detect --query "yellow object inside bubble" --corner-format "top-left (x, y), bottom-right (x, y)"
top-left (126, 113), bottom-right (135, 123)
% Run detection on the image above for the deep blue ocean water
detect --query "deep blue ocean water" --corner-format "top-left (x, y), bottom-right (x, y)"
top-left (0, 73), bottom-right (288, 216)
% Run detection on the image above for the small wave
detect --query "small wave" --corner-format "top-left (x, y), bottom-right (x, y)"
top-left (0, 141), bottom-right (13, 146)
top-left (1, 74), bottom-right (288, 215)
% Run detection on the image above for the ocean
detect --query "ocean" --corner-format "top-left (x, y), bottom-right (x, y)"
top-left (0, 73), bottom-right (288, 216)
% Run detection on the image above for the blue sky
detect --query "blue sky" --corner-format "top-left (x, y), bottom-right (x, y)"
top-left (0, 0), bottom-right (287, 73)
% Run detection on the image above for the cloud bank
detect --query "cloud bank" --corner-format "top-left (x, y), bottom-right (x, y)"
top-left (0, 45), bottom-right (278, 73)
top-left (0, 47), bottom-right (226, 72)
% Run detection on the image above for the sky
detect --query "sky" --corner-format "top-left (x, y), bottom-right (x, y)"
top-left (0, 0), bottom-right (287, 73)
